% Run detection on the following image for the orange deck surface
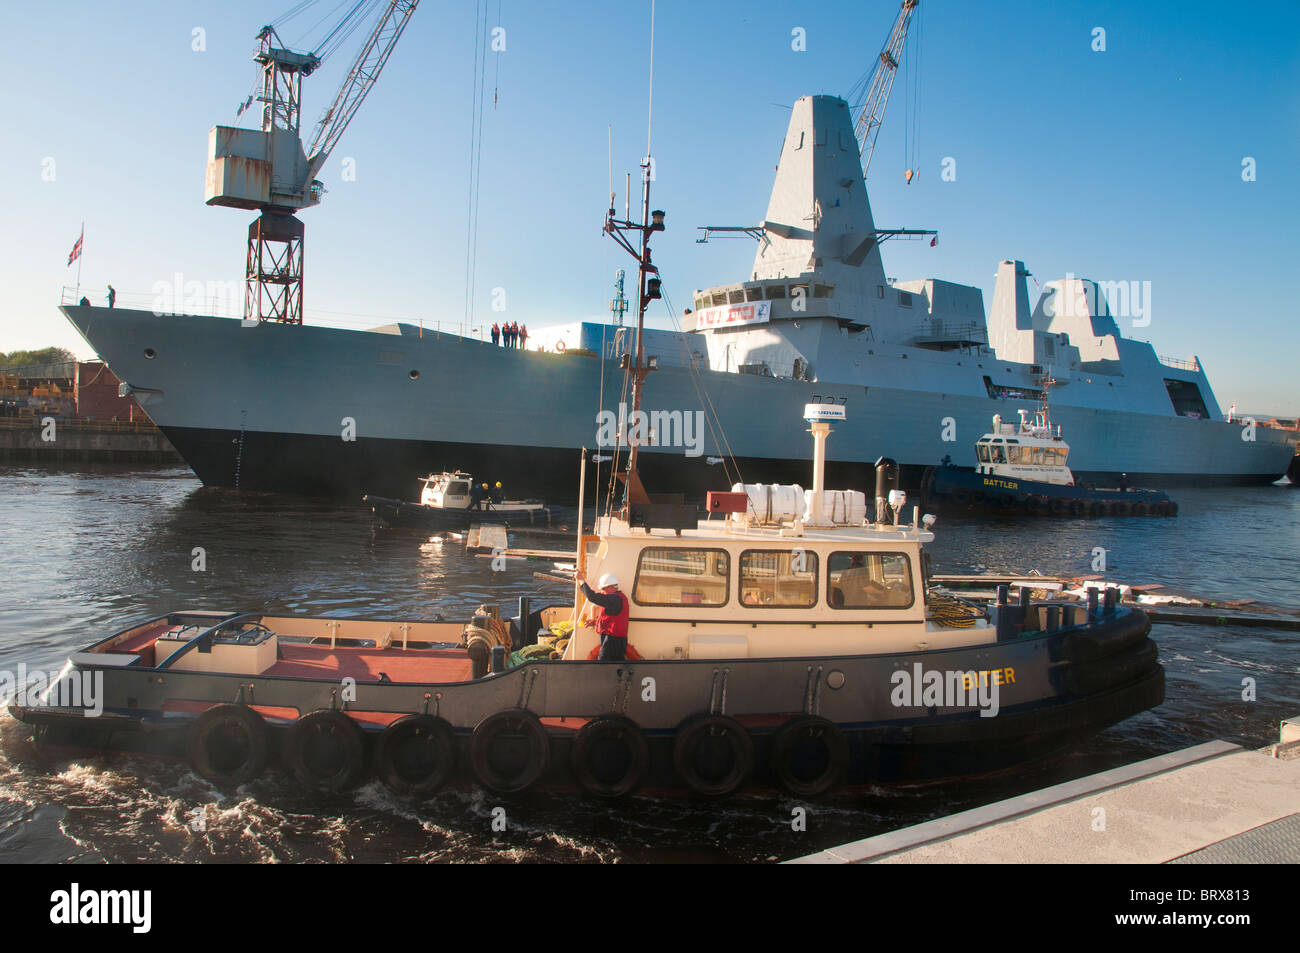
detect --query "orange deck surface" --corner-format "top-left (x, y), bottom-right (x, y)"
top-left (266, 643), bottom-right (474, 684)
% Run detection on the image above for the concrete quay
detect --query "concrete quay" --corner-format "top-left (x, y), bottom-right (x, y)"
top-left (790, 717), bottom-right (1300, 864)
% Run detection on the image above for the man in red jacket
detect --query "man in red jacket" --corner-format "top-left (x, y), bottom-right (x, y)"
top-left (576, 571), bottom-right (629, 660)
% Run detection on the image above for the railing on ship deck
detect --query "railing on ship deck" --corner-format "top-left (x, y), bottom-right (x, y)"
top-left (1157, 354), bottom-right (1200, 372)
top-left (58, 287), bottom-right (508, 345)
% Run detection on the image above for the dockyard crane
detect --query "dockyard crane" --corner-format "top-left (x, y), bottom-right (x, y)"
top-left (205, 1), bottom-right (420, 324)
top-left (851, 0), bottom-right (918, 179)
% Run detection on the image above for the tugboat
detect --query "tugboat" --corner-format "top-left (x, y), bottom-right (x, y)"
top-left (7, 402), bottom-right (1164, 797)
top-left (363, 471), bottom-right (549, 529)
top-left (922, 385), bottom-right (1178, 517)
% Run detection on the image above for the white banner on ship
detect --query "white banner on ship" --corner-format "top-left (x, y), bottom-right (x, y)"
top-left (694, 300), bottom-right (772, 329)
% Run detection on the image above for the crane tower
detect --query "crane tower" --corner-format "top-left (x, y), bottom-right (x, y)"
top-left (205, 2), bottom-right (419, 324)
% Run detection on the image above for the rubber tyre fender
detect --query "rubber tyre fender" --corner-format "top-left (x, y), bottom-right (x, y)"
top-left (769, 716), bottom-right (849, 797)
top-left (1029, 496), bottom-right (1049, 516)
top-left (951, 487), bottom-right (971, 506)
top-left (187, 704), bottom-right (269, 786)
top-left (1069, 499), bottom-right (1087, 517)
top-left (469, 708), bottom-right (549, 794)
top-left (1058, 608), bottom-right (1151, 663)
top-left (284, 709), bottom-right (368, 793)
top-left (1132, 501), bottom-right (1150, 517)
top-left (1049, 497), bottom-right (1070, 516)
top-left (673, 714), bottom-right (754, 798)
top-left (570, 714), bottom-right (649, 799)
top-left (1113, 500), bottom-right (1133, 517)
top-left (375, 714), bottom-right (456, 796)
top-left (1063, 637), bottom-right (1159, 696)
top-left (1088, 501), bottom-right (1107, 518)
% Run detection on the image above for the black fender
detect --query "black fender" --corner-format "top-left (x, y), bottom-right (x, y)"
top-left (673, 714), bottom-right (754, 798)
top-left (769, 716), bottom-right (849, 797)
top-left (469, 708), bottom-right (549, 794)
top-left (284, 709), bottom-right (368, 793)
top-left (186, 704), bottom-right (269, 786)
top-left (375, 714), bottom-right (456, 796)
top-left (570, 714), bottom-right (649, 799)
top-left (1062, 638), bottom-right (1160, 696)
top-left (1057, 608), bottom-right (1151, 663)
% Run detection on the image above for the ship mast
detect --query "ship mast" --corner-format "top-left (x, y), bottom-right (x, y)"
top-left (603, 163), bottom-right (664, 513)
top-left (603, 1), bottom-right (664, 516)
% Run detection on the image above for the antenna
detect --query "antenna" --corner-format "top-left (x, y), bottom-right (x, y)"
top-left (646, 0), bottom-right (656, 157)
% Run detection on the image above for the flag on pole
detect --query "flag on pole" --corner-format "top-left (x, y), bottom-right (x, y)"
top-left (929, 235), bottom-right (937, 247)
top-left (67, 227), bottom-right (84, 267)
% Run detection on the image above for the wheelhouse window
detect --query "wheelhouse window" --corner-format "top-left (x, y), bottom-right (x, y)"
top-left (765, 285), bottom-right (786, 299)
top-left (827, 552), bottom-right (914, 609)
top-left (633, 548), bottom-right (730, 607)
top-left (990, 444), bottom-right (1007, 464)
top-left (447, 481), bottom-right (469, 495)
top-left (976, 443), bottom-right (991, 463)
top-left (740, 549), bottom-right (818, 608)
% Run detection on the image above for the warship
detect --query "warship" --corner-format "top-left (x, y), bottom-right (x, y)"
top-left (58, 8), bottom-right (1296, 500)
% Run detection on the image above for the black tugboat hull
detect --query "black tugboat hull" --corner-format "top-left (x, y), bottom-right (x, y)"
top-left (9, 604), bottom-right (1163, 794)
top-left (363, 495), bottom-right (547, 529)
top-left (921, 466), bottom-right (1178, 517)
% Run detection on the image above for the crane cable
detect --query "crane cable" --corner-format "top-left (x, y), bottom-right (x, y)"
top-left (463, 0), bottom-right (490, 329)
top-left (904, 1), bottom-right (922, 181)
top-left (316, 1), bottom-right (382, 62)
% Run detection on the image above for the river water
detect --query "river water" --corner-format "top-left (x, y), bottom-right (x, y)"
top-left (0, 463), bottom-right (1296, 863)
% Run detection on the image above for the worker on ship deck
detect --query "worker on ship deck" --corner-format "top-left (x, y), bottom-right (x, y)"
top-left (491, 322), bottom-right (500, 346)
top-left (576, 571), bottom-right (629, 661)
top-left (469, 482), bottom-right (485, 510)
top-left (490, 481), bottom-right (503, 504)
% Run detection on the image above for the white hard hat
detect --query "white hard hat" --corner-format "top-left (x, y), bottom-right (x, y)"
top-left (597, 572), bottom-right (620, 589)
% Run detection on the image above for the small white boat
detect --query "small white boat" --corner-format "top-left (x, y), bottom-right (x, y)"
top-left (364, 471), bottom-right (550, 528)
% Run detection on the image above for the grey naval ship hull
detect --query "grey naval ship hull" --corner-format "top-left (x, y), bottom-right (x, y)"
top-left (61, 306), bottom-right (1295, 500)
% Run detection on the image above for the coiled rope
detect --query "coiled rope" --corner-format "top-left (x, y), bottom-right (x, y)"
top-left (927, 590), bottom-right (982, 628)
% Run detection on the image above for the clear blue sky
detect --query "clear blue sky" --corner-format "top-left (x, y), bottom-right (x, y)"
top-left (1, 0), bottom-right (1296, 413)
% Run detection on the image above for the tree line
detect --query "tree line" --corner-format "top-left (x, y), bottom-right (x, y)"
top-left (0, 347), bottom-right (77, 369)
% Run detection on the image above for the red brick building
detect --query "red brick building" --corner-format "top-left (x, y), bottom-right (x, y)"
top-left (74, 362), bottom-right (145, 421)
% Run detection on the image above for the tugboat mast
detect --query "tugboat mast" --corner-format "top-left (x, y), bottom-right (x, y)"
top-left (603, 161), bottom-right (664, 513)
top-left (603, 1), bottom-right (664, 515)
